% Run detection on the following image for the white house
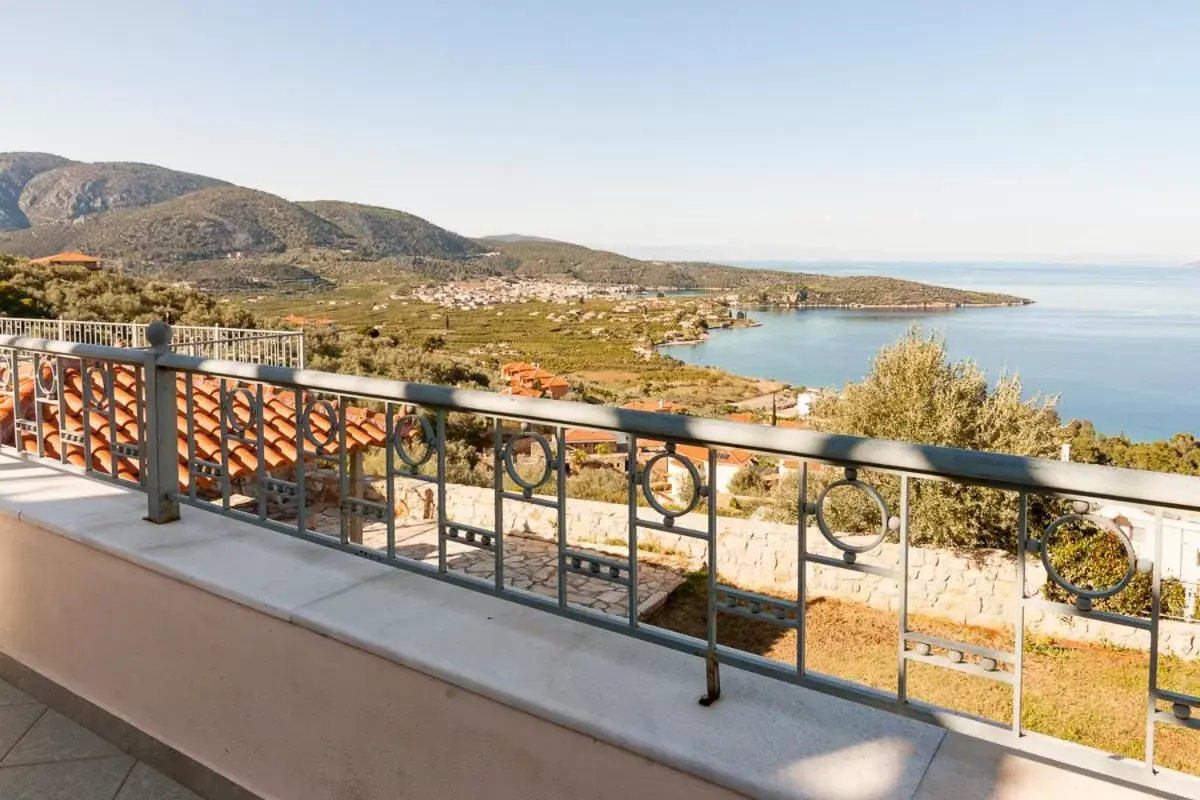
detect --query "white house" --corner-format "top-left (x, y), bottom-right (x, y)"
top-left (1098, 503), bottom-right (1200, 618)
top-left (658, 443), bottom-right (755, 502)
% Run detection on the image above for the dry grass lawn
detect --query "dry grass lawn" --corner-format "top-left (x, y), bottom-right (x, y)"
top-left (649, 573), bottom-right (1200, 775)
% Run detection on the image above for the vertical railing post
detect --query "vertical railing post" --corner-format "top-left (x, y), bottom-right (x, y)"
top-left (144, 321), bottom-right (180, 524)
top-left (299, 330), bottom-right (306, 370)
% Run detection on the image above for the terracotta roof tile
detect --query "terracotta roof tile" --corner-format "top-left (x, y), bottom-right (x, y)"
top-left (0, 360), bottom-right (387, 492)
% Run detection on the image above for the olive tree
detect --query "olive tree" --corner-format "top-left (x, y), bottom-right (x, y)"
top-left (772, 327), bottom-right (1062, 550)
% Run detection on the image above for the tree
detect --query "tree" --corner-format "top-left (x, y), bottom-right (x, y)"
top-left (793, 327), bottom-right (1062, 550)
top-left (728, 463), bottom-right (768, 496)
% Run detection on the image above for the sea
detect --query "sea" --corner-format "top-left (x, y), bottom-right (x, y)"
top-left (657, 262), bottom-right (1200, 442)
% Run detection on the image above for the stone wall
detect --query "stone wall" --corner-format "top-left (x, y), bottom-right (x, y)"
top-left (308, 471), bottom-right (1198, 659)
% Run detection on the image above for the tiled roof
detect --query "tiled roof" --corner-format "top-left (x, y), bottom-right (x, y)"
top-left (622, 399), bottom-right (688, 413)
top-left (564, 428), bottom-right (618, 444)
top-left (29, 251), bottom-right (100, 265)
top-left (502, 385), bottom-right (543, 398)
top-left (281, 315), bottom-right (335, 326)
top-left (670, 443), bottom-right (755, 468)
top-left (0, 360), bottom-right (387, 491)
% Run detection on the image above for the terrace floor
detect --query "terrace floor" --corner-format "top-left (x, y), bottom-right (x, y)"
top-left (0, 679), bottom-right (198, 800)
top-left (305, 510), bottom-right (686, 618)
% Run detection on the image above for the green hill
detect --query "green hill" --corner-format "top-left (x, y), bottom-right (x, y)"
top-left (299, 200), bottom-right (483, 258)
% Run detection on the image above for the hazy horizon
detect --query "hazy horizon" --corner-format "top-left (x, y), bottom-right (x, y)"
top-left (4, 2), bottom-right (1198, 263)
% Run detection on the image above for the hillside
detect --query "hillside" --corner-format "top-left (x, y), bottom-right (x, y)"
top-left (0, 152), bottom-right (77, 230)
top-left (0, 186), bottom-right (352, 263)
top-left (745, 274), bottom-right (1027, 308)
top-left (474, 239), bottom-right (797, 288)
top-left (479, 233), bottom-right (564, 244)
top-left (0, 151), bottom-right (1031, 306)
top-left (17, 161), bottom-right (229, 226)
top-left (299, 200), bottom-right (483, 258)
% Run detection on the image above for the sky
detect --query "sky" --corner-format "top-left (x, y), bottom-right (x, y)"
top-left (3, 1), bottom-right (1199, 263)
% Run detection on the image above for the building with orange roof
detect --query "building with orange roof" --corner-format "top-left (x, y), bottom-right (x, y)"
top-left (29, 251), bottom-right (102, 270)
top-left (562, 427), bottom-right (620, 454)
top-left (638, 441), bottom-right (755, 503)
top-left (500, 360), bottom-right (570, 399)
top-left (622, 399), bottom-right (688, 414)
top-left (282, 315), bottom-right (335, 327)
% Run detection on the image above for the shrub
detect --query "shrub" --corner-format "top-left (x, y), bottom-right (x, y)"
top-left (1042, 523), bottom-right (1188, 618)
top-left (728, 464), bottom-right (768, 496)
top-left (567, 467), bottom-right (628, 504)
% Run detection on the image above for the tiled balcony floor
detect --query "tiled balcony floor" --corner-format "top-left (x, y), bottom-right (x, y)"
top-left (0, 679), bottom-right (198, 800)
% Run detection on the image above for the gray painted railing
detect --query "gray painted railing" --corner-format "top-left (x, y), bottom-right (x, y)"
top-left (0, 323), bottom-right (1197, 795)
top-left (0, 317), bottom-right (305, 368)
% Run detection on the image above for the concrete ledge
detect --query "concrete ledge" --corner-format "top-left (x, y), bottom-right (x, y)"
top-left (0, 456), bottom-right (1193, 799)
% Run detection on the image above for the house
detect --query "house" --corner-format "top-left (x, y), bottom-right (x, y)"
top-left (637, 440), bottom-right (753, 502)
top-left (500, 361), bottom-right (571, 399)
top-left (1098, 503), bottom-right (1200, 617)
top-left (282, 315), bottom-right (335, 327)
top-left (29, 251), bottom-right (102, 270)
top-left (622, 399), bottom-right (688, 414)
top-left (562, 428), bottom-right (620, 454)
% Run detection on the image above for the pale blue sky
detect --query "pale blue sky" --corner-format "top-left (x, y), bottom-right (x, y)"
top-left (3, 1), bottom-right (1198, 262)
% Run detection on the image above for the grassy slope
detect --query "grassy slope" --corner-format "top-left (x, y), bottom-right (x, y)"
top-left (652, 573), bottom-right (1200, 774)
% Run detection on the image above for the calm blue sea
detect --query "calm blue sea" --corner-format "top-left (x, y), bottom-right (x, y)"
top-left (658, 263), bottom-right (1200, 441)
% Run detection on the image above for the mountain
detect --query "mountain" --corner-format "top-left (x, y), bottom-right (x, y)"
top-left (479, 233), bottom-right (565, 244)
top-left (17, 161), bottom-right (229, 227)
top-left (0, 152), bottom-right (1030, 305)
top-left (299, 200), bottom-right (483, 258)
top-left (0, 186), bottom-right (352, 263)
top-left (0, 152), bottom-right (77, 230)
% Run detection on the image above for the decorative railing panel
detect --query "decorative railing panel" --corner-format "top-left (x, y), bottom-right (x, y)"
top-left (0, 317), bottom-right (305, 368)
top-left (0, 323), bottom-right (1197, 793)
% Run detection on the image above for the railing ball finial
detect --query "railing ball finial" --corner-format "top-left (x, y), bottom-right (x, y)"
top-left (146, 320), bottom-right (173, 349)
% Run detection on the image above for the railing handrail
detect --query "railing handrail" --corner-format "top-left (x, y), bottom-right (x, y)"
top-left (0, 335), bottom-right (151, 365)
top-left (149, 349), bottom-right (1200, 514)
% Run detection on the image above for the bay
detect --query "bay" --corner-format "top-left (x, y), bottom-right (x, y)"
top-left (658, 263), bottom-right (1200, 441)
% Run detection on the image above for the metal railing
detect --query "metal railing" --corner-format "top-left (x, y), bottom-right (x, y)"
top-left (0, 323), bottom-right (1197, 795)
top-left (0, 317), bottom-right (305, 368)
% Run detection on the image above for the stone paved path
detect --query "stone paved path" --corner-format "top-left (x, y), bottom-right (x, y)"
top-left (0, 679), bottom-right (199, 800)
top-left (307, 509), bottom-right (684, 618)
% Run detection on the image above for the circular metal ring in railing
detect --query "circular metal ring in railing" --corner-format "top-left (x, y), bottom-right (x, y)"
top-left (503, 432), bottom-right (553, 494)
top-left (392, 413), bottom-right (436, 470)
top-left (302, 398), bottom-right (339, 453)
top-left (640, 446), bottom-right (706, 522)
top-left (1040, 512), bottom-right (1136, 609)
top-left (814, 468), bottom-right (897, 562)
top-left (222, 386), bottom-right (258, 436)
top-left (35, 355), bottom-right (58, 398)
top-left (83, 363), bottom-right (112, 412)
